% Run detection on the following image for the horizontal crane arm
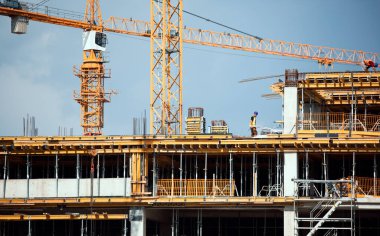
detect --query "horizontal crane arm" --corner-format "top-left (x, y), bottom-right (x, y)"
top-left (0, 5), bottom-right (378, 65)
top-left (182, 27), bottom-right (378, 65)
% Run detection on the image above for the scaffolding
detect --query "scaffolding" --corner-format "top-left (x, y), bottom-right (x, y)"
top-left (294, 179), bottom-right (355, 236)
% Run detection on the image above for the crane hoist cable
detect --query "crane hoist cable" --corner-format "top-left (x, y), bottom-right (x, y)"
top-left (31, 0), bottom-right (50, 10)
top-left (239, 74), bottom-right (284, 83)
top-left (154, 0), bottom-right (263, 41)
top-left (183, 9), bottom-right (263, 41)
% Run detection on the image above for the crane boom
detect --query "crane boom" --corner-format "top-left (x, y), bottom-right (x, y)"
top-left (0, 5), bottom-right (377, 65)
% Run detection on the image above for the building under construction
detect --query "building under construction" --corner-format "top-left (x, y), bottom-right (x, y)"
top-left (0, 70), bottom-right (379, 235)
top-left (0, 0), bottom-right (380, 236)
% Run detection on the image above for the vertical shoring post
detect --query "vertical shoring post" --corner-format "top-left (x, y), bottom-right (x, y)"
top-left (175, 209), bottom-right (179, 236)
top-left (55, 154), bottom-right (58, 197)
top-left (81, 219), bottom-right (84, 236)
top-left (244, 157), bottom-right (247, 196)
top-left (26, 154), bottom-right (30, 199)
top-left (352, 151), bottom-right (356, 236)
top-left (212, 173), bottom-right (215, 197)
top-left (102, 155), bottom-right (105, 178)
top-left (27, 219), bottom-right (31, 236)
top-left (129, 152), bottom-right (132, 179)
top-left (280, 152), bottom-right (283, 195)
top-left (197, 209), bottom-right (203, 236)
top-left (327, 111), bottom-right (330, 137)
top-left (123, 153), bottom-right (126, 197)
top-left (200, 209), bottom-right (203, 236)
top-left (229, 152), bottom-right (233, 197)
top-left (309, 95), bottom-right (312, 130)
top-left (171, 155), bottom-right (174, 197)
top-left (374, 155), bottom-right (377, 196)
top-left (171, 209), bottom-right (174, 236)
top-left (140, 153), bottom-right (145, 194)
top-left (204, 153), bottom-right (207, 197)
top-left (97, 154), bottom-right (100, 196)
top-left (276, 150), bottom-right (280, 196)
top-left (153, 152), bottom-right (157, 197)
top-left (179, 152), bottom-right (183, 196)
top-left (76, 154), bottom-right (80, 197)
top-left (2, 154), bottom-right (7, 198)
top-left (122, 216), bottom-right (128, 236)
top-left (184, 154), bottom-right (187, 196)
top-left (195, 155), bottom-right (198, 195)
top-left (323, 152), bottom-right (328, 197)
top-left (354, 89), bottom-right (357, 131)
top-left (196, 210), bottom-right (199, 236)
top-left (268, 155), bottom-right (272, 195)
top-left (240, 156), bottom-right (243, 197)
top-left (116, 155), bottom-right (120, 178)
top-left (364, 102), bottom-right (367, 129)
top-left (252, 152), bottom-right (257, 197)
top-left (301, 87), bottom-right (304, 130)
top-left (90, 156), bottom-right (94, 204)
top-left (216, 157), bottom-right (218, 180)
top-left (305, 151), bottom-right (309, 196)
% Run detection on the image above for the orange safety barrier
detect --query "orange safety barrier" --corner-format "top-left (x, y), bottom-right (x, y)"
top-left (354, 176), bottom-right (380, 196)
top-left (337, 176), bottom-right (380, 197)
top-left (157, 179), bottom-right (235, 196)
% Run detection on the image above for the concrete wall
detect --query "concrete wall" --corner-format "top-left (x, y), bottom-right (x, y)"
top-left (0, 178), bottom-right (131, 198)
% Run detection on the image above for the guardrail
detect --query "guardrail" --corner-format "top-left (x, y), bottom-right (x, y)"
top-left (157, 179), bottom-right (234, 197)
top-left (300, 112), bottom-right (380, 132)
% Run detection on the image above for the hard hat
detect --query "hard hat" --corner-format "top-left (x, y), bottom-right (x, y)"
top-left (254, 111), bottom-right (258, 116)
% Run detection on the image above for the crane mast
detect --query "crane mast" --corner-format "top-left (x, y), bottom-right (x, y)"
top-left (73, 0), bottom-right (114, 136)
top-left (150, 0), bottom-right (183, 135)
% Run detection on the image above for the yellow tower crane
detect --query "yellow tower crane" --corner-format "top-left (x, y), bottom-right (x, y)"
top-left (150, 0), bottom-right (183, 135)
top-left (73, 0), bottom-right (115, 136)
top-left (0, 0), bottom-right (378, 135)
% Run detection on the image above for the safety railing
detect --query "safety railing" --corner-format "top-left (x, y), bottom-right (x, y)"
top-left (157, 179), bottom-right (234, 197)
top-left (352, 176), bottom-right (380, 196)
top-left (293, 179), bottom-right (353, 198)
top-left (300, 112), bottom-right (380, 132)
top-left (23, 3), bottom-right (84, 22)
top-left (294, 177), bottom-right (380, 198)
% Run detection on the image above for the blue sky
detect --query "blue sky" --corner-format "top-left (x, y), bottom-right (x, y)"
top-left (0, 0), bottom-right (379, 136)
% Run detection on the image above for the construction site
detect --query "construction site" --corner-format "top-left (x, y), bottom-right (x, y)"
top-left (0, 0), bottom-right (380, 235)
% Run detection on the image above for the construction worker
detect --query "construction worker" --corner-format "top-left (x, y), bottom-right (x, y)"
top-left (362, 60), bottom-right (378, 72)
top-left (250, 111), bottom-right (258, 137)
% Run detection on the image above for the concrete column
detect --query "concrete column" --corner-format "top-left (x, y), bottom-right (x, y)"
top-left (284, 206), bottom-right (297, 236)
top-left (283, 86), bottom-right (298, 135)
top-left (284, 153), bottom-right (298, 196)
top-left (129, 207), bottom-right (146, 236)
top-left (283, 82), bottom-right (299, 197)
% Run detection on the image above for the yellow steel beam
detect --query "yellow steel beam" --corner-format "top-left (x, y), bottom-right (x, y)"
top-left (1, 136), bottom-right (379, 155)
top-left (0, 214), bottom-right (128, 221)
top-left (0, 197), bottom-right (294, 208)
top-left (301, 72), bottom-right (380, 89)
